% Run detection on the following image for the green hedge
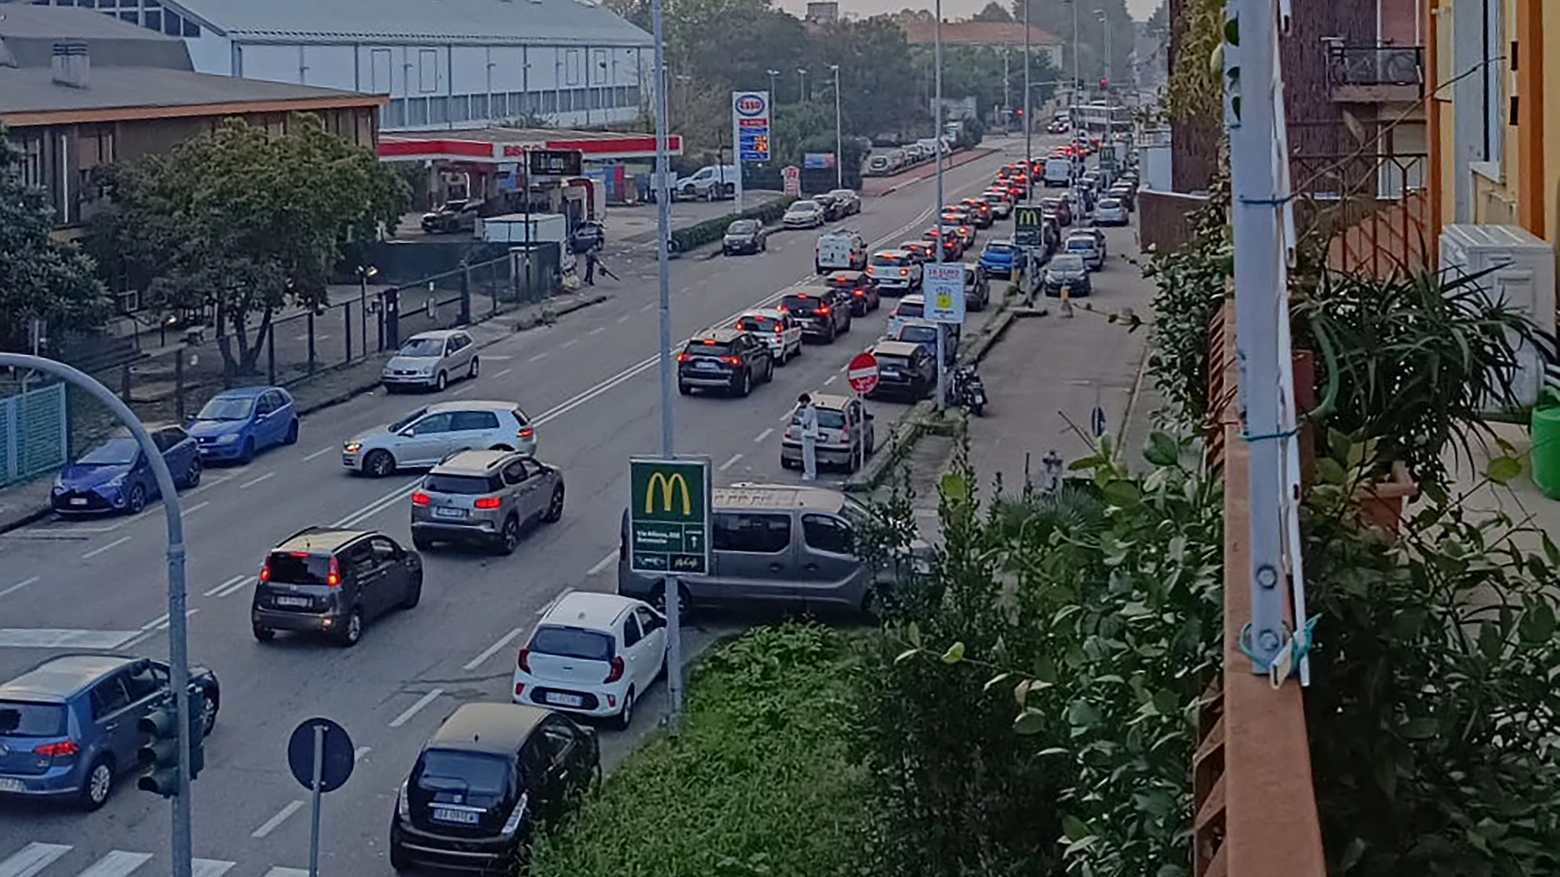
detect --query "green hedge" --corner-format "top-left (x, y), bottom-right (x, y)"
top-left (669, 197), bottom-right (794, 255)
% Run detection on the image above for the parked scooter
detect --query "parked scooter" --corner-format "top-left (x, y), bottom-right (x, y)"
top-left (952, 364), bottom-right (987, 416)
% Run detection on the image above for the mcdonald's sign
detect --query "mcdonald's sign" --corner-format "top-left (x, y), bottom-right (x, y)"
top-left (629, 457), bottom-right (710, 575)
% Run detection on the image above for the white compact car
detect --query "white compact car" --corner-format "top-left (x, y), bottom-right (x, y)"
top-left (342, 401), bottom-right (537, 477)
top-left (734, 309), bottom-right (804, 365)
top-left (513, 592), bottom-right (667, 730)
top-left (783, 200), bottom-right (827, 229)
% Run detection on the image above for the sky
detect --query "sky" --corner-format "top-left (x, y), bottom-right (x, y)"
top-left (775, 0), bottom-right (1157, 21)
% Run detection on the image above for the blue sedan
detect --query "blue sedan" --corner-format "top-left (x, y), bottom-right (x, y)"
top-left (978, 240), bottom-right (1019, 278)
top-left (51, 424), bottom-right (202, 515)
top-left (187, 386), bottom-right (298, 463)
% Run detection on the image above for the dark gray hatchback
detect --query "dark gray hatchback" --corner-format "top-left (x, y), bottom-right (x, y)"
top-left (252, 527), bottom-right (423, 647)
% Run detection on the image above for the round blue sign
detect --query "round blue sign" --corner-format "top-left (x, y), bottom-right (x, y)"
top-left (734, 93), bottom-right (767, 117)
top-left (287, 717), bottom-right (355, 794)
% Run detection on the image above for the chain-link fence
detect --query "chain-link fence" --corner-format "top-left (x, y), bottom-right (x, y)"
top-left (0, 383), bottom-right (68, 489)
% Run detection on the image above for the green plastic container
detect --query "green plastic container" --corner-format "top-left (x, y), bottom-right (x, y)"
top-left (1530, 388), bottom-right (1560, 499)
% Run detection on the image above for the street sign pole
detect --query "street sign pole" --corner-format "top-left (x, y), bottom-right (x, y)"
top-left (846, 352), bottom-right (879, 472)
top-left (286, 716), bottom-right (355, 877)
top-left (933, 0), bottom-right (945, 411)
top-left (308, 724), bottom-right (324, 877)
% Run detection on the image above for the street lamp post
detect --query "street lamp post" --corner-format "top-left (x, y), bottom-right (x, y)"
top-left (1096, 9), bottom-right (1111, 146)
top-left (767, 68), bottom-right (779, 100)
top-left (828, 64), bottom-right (842, 189)
top-left (1023, 0), bottom-right (1032, 200)
top-left (797, 67), bottom-right (807, 102)
top-left (933, 0), bottom-right (946, 413)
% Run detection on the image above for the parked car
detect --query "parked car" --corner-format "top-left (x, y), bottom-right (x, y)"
top-left (1107, 185), bottom-right (1136, 211)
top-left (1043, 254), bottom-right (1093, 297)
top-left (734, 309), bottom-right (804, 365)
top-left (779, 393), bottom-right (875, 472)
top-left (0, 654), bottom-right (219, 809)
top-left (782, 200), bottom-right (827, 229)
top-left (187, 386), bottom-right (298, 464)
top-left (978, 239), bottom-right (1019, 278)
top-left (676, 328), bottom-right (775, 396)
top-left (867, 250), bottom-right (922, 295)
top-left (382, 330), bottom-right (479, 393)
top-left (252, 527), bottom-right (423, 645)
top-left (420, 200), bottom-right (480, 235)
top-left (411, 450), bottom-right (564, 553)
top-left (887, 294), bottom-right (959, 345)
top-left (1094, 197), bottom-right (1130, 226)
top-left (823, 270), bottom-right (881, 316)
top-left (864, 340), bottom-right (938, 402)
top-left (389, 704), bottom-right (599, 873)
top-left (889, 318), bottom-right (957, 368)
top-left (779, 288), bottom-right (852, 342)
top-left (343, 401), bottom-right (537, 477)
top-left (825, 188), bottom-right (861, 216)
top-left (722, 219), bottom-right (768, 256)
top-left (52, 425), bottom-right (202, 515)
top-left (962, 263), bottom-right (992, 311)
top-left (513, 592), bottom-right (666, 729)
top-left (1063, 231), bottom-right (1105, 271)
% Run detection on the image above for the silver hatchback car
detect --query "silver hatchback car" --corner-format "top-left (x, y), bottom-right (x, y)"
top-left (342, 401), bottom-right (537, 477)
top-left (382, 330), bottom-right (479, 393)
top-left (411, 450), bottom-right (564, 553)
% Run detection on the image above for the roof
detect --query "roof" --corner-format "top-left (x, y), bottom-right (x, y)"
top-left (407, 329), bottom-right (467, 340)
top-left (737, 307), bottom-right (785, 318)
top-left (691, 327), bottom-right (744, 343)
top-left (805, 393), bottom-right (854, 410)
top-left (898, 294), bottom-right (925, 304)
top-left (872, 340), bottom-right (925, 357)
top-left (425, 400), bottom-right (518, 413)
top-left (0, 65), bottom-right (383, 121)
top-left (275, 527), bottom-right (367, 553)
top-left (0, 654), bottom-right (134, 701)
top-left (213, 386), bottom-right (278, 398)
top-left (163, 0), bottom-right (652, 47)
top-left (871, 250), bottom-right (910, 257)
top-left (426, 703), bottom-right (548, 757)
top-left (898, 21), bottom-right (1060, 47)
top-left (430, 449), bottom-right (512, 474)
top-left (543, 591), bottom-right (637, 628)
top-left (713, 484), bottom-right (846, 514)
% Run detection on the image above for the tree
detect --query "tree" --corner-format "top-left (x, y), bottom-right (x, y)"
top-left (972, 1), bottom-right (1013, 22)
top-left (85, 116), bottom-right (408, 378)
top-left (0, 124), bottom-right (109, 353)
top-left (1144, 0), bottom-right (1168, 39)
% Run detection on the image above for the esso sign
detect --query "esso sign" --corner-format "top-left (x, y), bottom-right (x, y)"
top-left (734, 93), bottom-right (767, 117)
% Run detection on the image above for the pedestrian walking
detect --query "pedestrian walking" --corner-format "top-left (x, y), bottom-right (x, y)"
top-left (796, 393), bottom-right (820, 481)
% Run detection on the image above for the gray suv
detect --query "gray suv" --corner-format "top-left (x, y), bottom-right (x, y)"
top-left (618, 483), bottom-right (893, 618)
top-left (411, 450), bottom-right (565, 554)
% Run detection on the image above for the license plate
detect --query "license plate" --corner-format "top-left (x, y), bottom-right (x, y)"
top-left (431, 807), bottom-right (480, 825)
top-left (695, 361), bottom-right (718, 370)
top-left (275, 596), bottom-right (311, 608)
top-left (545, 692), bottom-right (585, 708)
top-left (433, 507), bottom-right (466, 519)
top-left (69, 498), bottom-right (87, 506)
top-left (882, 368), bottom-right (900, 377)
top-left (0, 778), bottom-right (24, 793)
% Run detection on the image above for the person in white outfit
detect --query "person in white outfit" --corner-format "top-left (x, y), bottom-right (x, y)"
top-left (797, 393), bottom-right (820, 481)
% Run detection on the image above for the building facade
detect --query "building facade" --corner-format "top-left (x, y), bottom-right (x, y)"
top-left (15, 0), bottom-right (654, 132)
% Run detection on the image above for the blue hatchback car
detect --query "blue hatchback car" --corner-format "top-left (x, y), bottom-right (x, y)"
top-left (187, 386), bottom-right (298, 464)
top-left (52, 424), bottom-right (202, 515)
top-left (0, 654), bottom-right (219, 810)
top-left (978, 239), bottom-right (1019, 278)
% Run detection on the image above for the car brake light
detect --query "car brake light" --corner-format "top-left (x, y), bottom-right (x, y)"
top-left (721, 356), bottom-right (741, 366)
top-left (411, 491), bottom-right (430, 506)
top-left (676, 353), bottom-right (690, 363)
top-left (959, 227), bottom-right (969, 235)
top-left (518, 427), bottom-right (534, 440)
top-left (817, 305), bottom-right (830, 315)
top-left (34, 740), bottom-right (78, 757)
top-left (702, 338), bottom-right (716, 345)
top-left (259, 562), bottom-right (271, 582)
top-left (604, 656), bottom-right (625, 683)
top-left (326, 556), bottom-right (341, 588)
top-left (518, 648), bottom-right (531, 673)
top-left (473, 496), bottom-right (501, 509)
top-left (773, 323), bottom-right (784, 334)
top-left (290, 551), bottom-right (310, 557)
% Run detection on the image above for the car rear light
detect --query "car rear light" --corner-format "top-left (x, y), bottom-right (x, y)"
top-left (702, 338), bottom-right (717, 345)
top-left (34, 740), bottom-right (79, 758)
top-left (513, 682), bottom-right (525, 697)
top-left (676, 353), bottom-right (690, 363)
top-left (411, 491), bottom-right (430, 506)
top-left (853, 289), bottom-right (865, 297)
top-left (721, 356), bottom-right (742, 366)
top-left (518, 427), bottom-right (534, 440)
top-left (259, 562), bottom-right (271, 582)
top-left (517, 648), bottom-right (531, 672)
top-left (817, 306), bottom-right (830, 315)
top-left (325, 556), bottom-right (341, 588)
top-left (899, 269), bottom-right (908, 277)
top-left (773, 324), bottom-right (784, 334)
top-left (604, 656), bottom-right (625, 683)
top-left (473, 496), bottom-right (501, 509)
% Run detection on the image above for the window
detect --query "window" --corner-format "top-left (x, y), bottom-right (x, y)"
top-left (409, 412), bottom-right (454, 435)
top-left (384, 99), bottom-right (407, 129)
top-left (20, 137), bottom-right (43, 189)
top-left (429, 96), bottom-right (449, 125)
top-left (530, 626), bottom-right (613, 660)
top-left (90, 677), bottom-right (132, 720)
top-left (152, 427), bottom-right (187, 452)
top-left (621, 614), bottom-right (642, 647)
top-left (450, 410), bottom-right (499, 431)
top-left (123, 663), bottom-right (160, 701)
top-left (182, 18), bottom-right (199, 37)
top-left (802, 514), bottom-right (854, 555)
top-left (634, 607), bottom-right (661, 632)
top-left (501, 460), bottom-right (530, 485)
top-left (408, 97), bottom-right (429, 127)
top-left (450, 95), bottom-right (469, 123)
top-left (255, 393), bottom-right (276, 416)
top-left (426, 473), bottom-right (502, 494)
top-left (537, 719), bottom-right (577, 765)
top-left (370, 537), bottom-right (399, 563)
top-left (119, 10), bottom-right (137, 23)
top-left (469, 94), bottom-right (488, 119)
top-left (0, 701), bottom-right (67, 736)
top-left (143, 9), bottom-right (159, 30)
top-left (1482, 0), bottom-right (1502, 164)
top-left (163, 10), bottom-right (181, 34)
top-left (418, 49), bottom-right (438, 93)
top-left (565, 49), bottom-right (581, 85)
top-left (712, 512), bottom-right (791, 553)
top-left (541, 91), bottom-right (557, 114)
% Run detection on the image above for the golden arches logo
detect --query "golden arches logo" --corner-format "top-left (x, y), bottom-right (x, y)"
top-left (644, 472), bottom-right (692, 516)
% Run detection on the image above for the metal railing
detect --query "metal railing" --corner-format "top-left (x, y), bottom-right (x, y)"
top-left (1289, 152), bottom-right (1430, 278)
top-left (1326, 44), bottom-right (1424, 88)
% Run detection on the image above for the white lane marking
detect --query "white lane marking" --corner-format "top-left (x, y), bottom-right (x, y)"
top-left (484, 354), bottom-right (514, 361)
top-left (187, 473), bottom-right (235, 497)
top-left (0, 575), bottom-right (40, 598)
top-left (250, 800), bottom-right (305, 838)
top-left (617, 314), bottom-right (632, 323)
top-left (528, 352), bottom-right (549, 362)
top-left (261, 869), bottom-right (309, 877)
top-left (141, 613), bottom-right (169, 631)
top-left (354, 745), bottom-right (372, 762)
top-left (0, 844), bottom-right (74, 877)
top-left (639, 302), bottom-right (655, 312)
top-left (719, 453), bottom-right (743, 471)
top-left (451, 384), bottom-right (474, 395)
top-left (0, 629), bottom-right (139, 649)
top-left (333, 477), bottom-right (422, 528)
top-left (494, 367), bottom-right (513, 379)
top-left (754, 427), bottom-right (774, 443)
top-left (388, 688), bottom-right (445, 728)
top-left (536, 587), bottom-right (575, 616)
top-left (216, 576), bottom-right (257, 598)
top-left (464, 627), bottom-right (526, 670)
top-left (679, 286), bottom-right (692, 294)
top-left (204, 574), bottom-right (247, 597)
top-left (82, 536), bottom-right (132, 559)
top-left (301, 446), bottom-right (335, 462)
top-left (589, 326), bottom-right (605, 336)
top-left (559, 339), bottom-right (579, 350)
top-left (183, 500), bottom-right (211, 516)
top-left (191, 861), bottom-right (235, 877)
top-left (155, 609), bottom-right (199, 631)
top-left (238, 472), bottom-right (274, 489)
top-left (586, 550), bottom-right (616, 577)
top-left (76, 851), bottom-right (153, 877)
top-left (823, 374), bottom-right (838, 385)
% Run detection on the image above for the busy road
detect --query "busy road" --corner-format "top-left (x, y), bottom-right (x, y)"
top-left (0, 138), bottom-right (1074, 877)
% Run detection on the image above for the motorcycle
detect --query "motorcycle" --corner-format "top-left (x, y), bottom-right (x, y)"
top-left (951, 364), bottom-right (987, 417)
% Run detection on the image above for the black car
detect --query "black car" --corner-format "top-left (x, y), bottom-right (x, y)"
top-left (677, 328), bottom-right (775, 397)
top-left (779, 288), bottom-right (852, 342)
top-left (390, 703), bottom-right (599, 874)
top-left (421, 200), bottom-right (480, 235)
top-left (722, 219), bottom-right (767, 256)
top-left (252, 527), bottom-right (424, 646)
top-left (823, 271), bottom-right (881, 317)
top-left (866, 341), bottom-right (938, 401)
top-left (1043, 254), bottom-right (1094, 298)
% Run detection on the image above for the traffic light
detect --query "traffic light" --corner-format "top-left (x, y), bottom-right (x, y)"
top-left (137, 689), bottom-right (206, 797)
top-left (1100, 77), bottom-right (1110, 89)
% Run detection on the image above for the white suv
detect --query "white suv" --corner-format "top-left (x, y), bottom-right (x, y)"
top-left (341, 401), bottom-right (537, 478)
top-left (513, 592), bottom-right (668, 730)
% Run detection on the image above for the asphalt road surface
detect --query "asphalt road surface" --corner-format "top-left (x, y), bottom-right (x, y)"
top-left (0, 136), bottom-right (1050, 877)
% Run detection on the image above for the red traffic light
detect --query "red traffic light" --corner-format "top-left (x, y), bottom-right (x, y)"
top-left (1099, 77), bottom-right (1109, 88)
top-left (1015, 108), bottom-right (1024, 116)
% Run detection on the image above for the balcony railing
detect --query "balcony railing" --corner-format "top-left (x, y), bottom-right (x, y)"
top-left (1325, 44), bottom-right (1424, 89)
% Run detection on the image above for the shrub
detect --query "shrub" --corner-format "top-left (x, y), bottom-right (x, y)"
top-left (669, 197), bottom-right (795, 254)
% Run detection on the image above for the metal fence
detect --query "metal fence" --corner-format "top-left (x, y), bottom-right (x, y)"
top-left (0, 383), bottom-right (68, 489)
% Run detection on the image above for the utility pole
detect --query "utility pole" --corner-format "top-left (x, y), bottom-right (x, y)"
top-left (1023, 0), bottom-right (1032, 200)
top-left (1097, 9), bottom-right (1111, 146)
top-left (1002, 47), bottom-right (1009, 132)
top-left (934, 0), bottom-right (946, 412)
top-left (767, 68), bottom-right (779, 101)
top-left (829, 64), bottom-right (843, 189)
top-left (1226, 0), bottom-right (1296, 675)
top-left (797, 67), bottom-right (807, 102)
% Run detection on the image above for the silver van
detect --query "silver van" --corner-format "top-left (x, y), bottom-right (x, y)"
top-left (617, 483), bottom-right (890, 617)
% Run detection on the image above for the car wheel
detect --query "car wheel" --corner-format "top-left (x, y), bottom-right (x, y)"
top-left (78, 756), bottom-right (114, 810)
top-left (496, 515), bottom-right (520, 556)
top-left (763, 359), bottom-right (774, 383)
top-left (412, 532), bottom-right (435, 551)
top-left (434, 371), bottom-right (447, 392)
top-left (761, 238), bottom-right (768, 251)
top-left (615, 688), bottom-right (635, 731)
top-left (183, 457), bottom-right (203, 489)
top-left (337, 606), bottom-right (363, 647)
top-left (650, 581), bottom-right (693, 624)
top-left (199, 689), bottom-right (219, 735)
top-left (401, 578), bottom-right (422, 610)
top-left (238, 438), bottom-right (255, 465)
top-left (736, 370), bottom-right (751, 397)
top-left (252, 624), bottom-right (274, 642)
top-left (284, 420), bottom-right (299, 445)
top-left (364, 450), bottom-right (395, 478)
top-left (126, 484), bottom-right (146, 515)
top-left (468, 358), bottom-right (480, 380)
top-left (678, 383), bottom-right (692, 396)
top-left (723, 248), bottom-right (731, 256)
top-left (543, 485), bottom-right (565, 523)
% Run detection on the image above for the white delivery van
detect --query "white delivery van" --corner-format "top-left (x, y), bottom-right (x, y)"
top-left (815, 230), bottom-right (867, 273)
top-left (675, 165), bottom-right (739, 200)
top-left (1042, 158), bottom-right (1074, 188)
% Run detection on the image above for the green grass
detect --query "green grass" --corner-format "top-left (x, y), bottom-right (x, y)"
top-left (527, 623), bottom-right (871, 877)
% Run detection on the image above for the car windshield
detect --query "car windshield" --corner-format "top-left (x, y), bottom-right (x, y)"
top-left (389, 408), bottom-right (428, 433)
top-left (985, 243), bottom-right (1015, 254)
top-left (829, 190), bottom-right (853, 199)
top-left (791, 201), bottom-right (819, 211)
top-left (898, 325), bottom-right (937, 344)
top-left (1052, 255), bottom-right (1086, 271)
top-left (782, 295), bottom-right (826, 312)
top-left (530, 626), bottom-right (614, 660)
top-left (424, 474), bottom-right (500, 494)
top-left (727, 220), bottom-right (758, 234)
top-left (895, 303), bottom-right (924, 319)
top-left (1099, 199), bottom-right (1121, 208)
top-left (871, 254), bottom-right (908, 267)
top-left (876, 354), bottom-right (912, 369)
top-left (196, 396), bottom-right (255, 421)
top-left (0, 701), bottom-right (67, 736)
top-left (416, 749), bottom-right (511, 798)
top-left (77, 438), bottom-right (139, 466)
top-left (1066, 238), bottom-right (1096, 251)
top-left (399, 338), bottom-right (444, 357)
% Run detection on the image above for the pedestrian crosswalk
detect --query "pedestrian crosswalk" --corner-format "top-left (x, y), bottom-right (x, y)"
top-left (0, 844), bottom-right (306, 877)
